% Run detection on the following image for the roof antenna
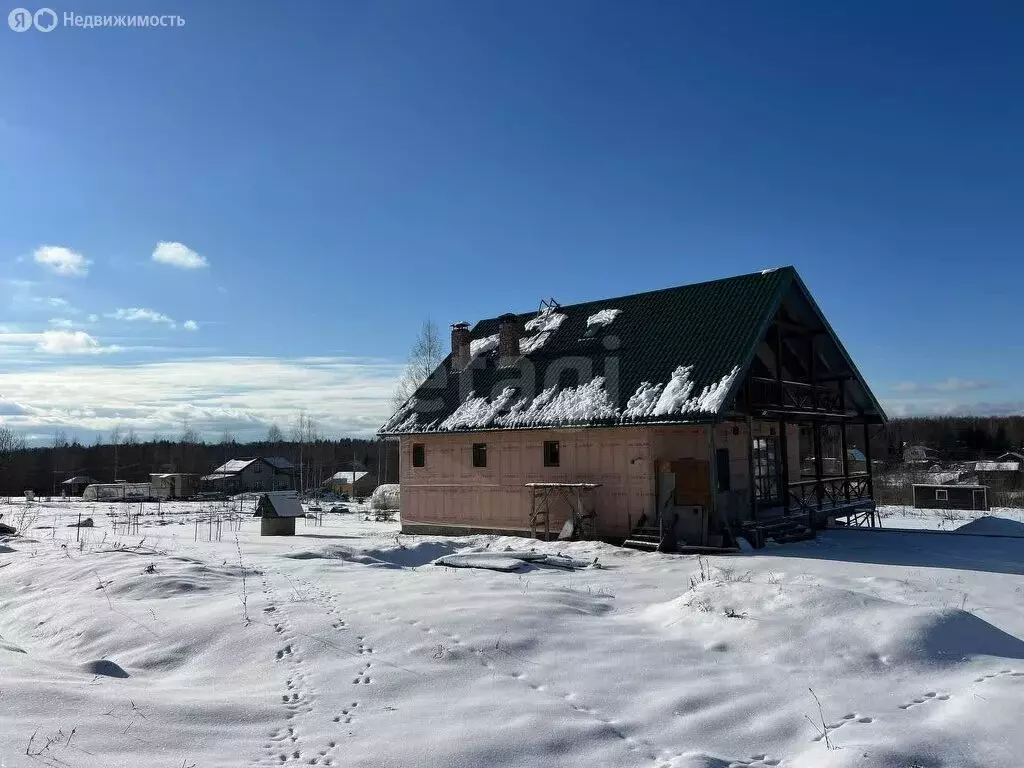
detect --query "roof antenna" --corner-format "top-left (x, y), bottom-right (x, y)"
top-left (539, 297), bottom-right (560, 312)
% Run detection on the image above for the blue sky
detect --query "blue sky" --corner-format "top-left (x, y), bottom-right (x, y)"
top-left (2, 1), bottom-right (1023, 443)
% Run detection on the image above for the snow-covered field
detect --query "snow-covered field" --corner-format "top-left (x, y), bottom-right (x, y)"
top-left (1, 498), bottom-right (1022, 768)
top-left (876, 503), bottom-right (1024, 532)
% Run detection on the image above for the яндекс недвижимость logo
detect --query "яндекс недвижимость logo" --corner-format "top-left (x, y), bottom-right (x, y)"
top-left (8, 7), bottom-right (58, 31)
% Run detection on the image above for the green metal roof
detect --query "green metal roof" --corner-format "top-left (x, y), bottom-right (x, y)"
top-left (380, 267), bottom-right (877, 434)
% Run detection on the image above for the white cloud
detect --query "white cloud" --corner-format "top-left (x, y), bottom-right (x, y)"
top-left (48, 318), bottom-right (74, 329)
top-left (87, 314), bottom-right (99, 323)
top-left (33, 246), bottom-right (90, 277)
top-left (152, 241), bottom-right (208, 269)
top-left (36, 330), bottom-right (120, 355)
top-left (0, 356), bottom-right (402, 442)
top-left (107, 307), bottom-right (175, 326)
top-left (183, 320), bottom-right (199, 331)
top-left (893, 378), bottom-right (992, 393)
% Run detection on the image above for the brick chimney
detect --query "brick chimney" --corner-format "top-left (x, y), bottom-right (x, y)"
top-left (450, 322), bottom-right (470, 371)
top-left (498, 313), bottom-right (520, 364)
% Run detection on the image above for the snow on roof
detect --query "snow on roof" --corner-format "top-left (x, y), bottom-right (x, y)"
top-left (212, 458), bottom-right (258, 474)
top-left (586, 308), bottom-right (621, 331)
top-left (389, 363), bottom-right (742, 433)
top-left (259, 492), bottom-right (304, 518)
top-left (62, 476), bottom-right (96, 484)
top-left (624, 365), bottom-right (741, 420)
top-left (469, 334), bottom-right (499, 359)
top-left (202, 473), bottom-right (234, 481)
top-left (973, 461), bottom-right (1020, 472)
top-left (327, 471), bottom-right (369, 483)
top-left (382, 398), bottom-right (423, 433)
top-left (439, 387), bottom-right (520, 431)
top-left (760, 267), bottom-right (780, 275)
top-left (519, 307), bottom-right (567, 355)
top-left (499, 377), bottom-right (619, 428)
top-left (213, 457), bottom-right (293, 474)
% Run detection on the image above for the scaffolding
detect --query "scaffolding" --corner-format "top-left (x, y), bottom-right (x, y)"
top-left (525, 482), bottom-right (601, 541)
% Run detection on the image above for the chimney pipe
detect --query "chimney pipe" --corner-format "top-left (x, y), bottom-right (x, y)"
top-left (450, 322), bottom-right (470, 371)
top-left (498, 313), bottom-right (520, 364)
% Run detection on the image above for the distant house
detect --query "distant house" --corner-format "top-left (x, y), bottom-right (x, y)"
top-left (996, 451), bottom-right (1024, 464)
top-left (971, 459), bottom-right (1023, 491)
top-left (61, 476), bottom-right (97, 496)
top-left (903, 444), bottom-right (941, 465)
top-left (913, 483), bottom-right (989, 512)
top-left (201, 457), bottom-right (295, 495)
top-left (149, 473), bottom-right (198, 500)
top-left (379, 266), bottom-right (887, 550)
top-left (323, 470), bottom-right (377, 498)
top-left (254, 491), bottom-right (304, 536)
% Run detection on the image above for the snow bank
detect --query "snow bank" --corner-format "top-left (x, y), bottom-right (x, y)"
top-left (1, 500), bottom-right (1023, 768)
top-left (370, 483), bottom-right (400, 510)
top-left (955, 515), bottom-right (1024, 537)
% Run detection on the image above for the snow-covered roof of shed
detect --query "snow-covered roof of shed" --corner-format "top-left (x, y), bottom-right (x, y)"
top-left (379, 266), bottom-right (886, 435)
top-left (258, 492), bottom-right (304, 518)
top-left (973, 461), bottom-right (1020, 472)
top-left (327, 471), bottom-right (369, 483)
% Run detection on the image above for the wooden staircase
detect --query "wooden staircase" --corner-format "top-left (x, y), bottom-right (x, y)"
top-left (622, 524), bottom-right (670, 552)
top-left (740, 514), bottom-right (815, 549)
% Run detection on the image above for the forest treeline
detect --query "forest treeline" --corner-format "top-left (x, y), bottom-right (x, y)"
top-left (0, 427), bottom-right (399, 496)
top-left (1, 415), bottom-right (1022, 496)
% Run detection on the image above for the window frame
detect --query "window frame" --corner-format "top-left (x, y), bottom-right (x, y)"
top-left (412, 443), bottom-right (425, 468)
top-left (935, 488), bottom-right (948, 501)
top-left (543, 440), bottom-right (560, 467)
top-left (715, 448), bottom-right (731, 492)
top-left (472, 442), bottom-right (487, 468)
top-left (752, 437), bottom-right (780, 503)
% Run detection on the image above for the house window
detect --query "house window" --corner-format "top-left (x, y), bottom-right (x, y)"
top-left (472, 443), bottom-right (487, 468)
top-left (543, 440), bottom-right (560, 467)
top-left (412, 443), bottom-right (425, 468)
top-left (253, 462), bottom-right (262, 473)
top-left (935, 488), bottom-right (948, 501)
top-left (715, 448), bottom-right (731, 492)
top-left (752, 437), bottom-right (780, 503)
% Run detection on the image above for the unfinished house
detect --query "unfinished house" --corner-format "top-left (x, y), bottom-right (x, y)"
top-left (379, 267), bottom-right (887, 551)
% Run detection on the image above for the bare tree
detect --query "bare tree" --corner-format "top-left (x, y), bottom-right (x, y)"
top-left (0, 426), bottom-right (26, 473)
top-left (393, 319), bottom-right (444, 408)
top-left (219, 429), bottom-right (236, 445)
top-left (291, 412), bottom-right (320, 493)
top-left (266, 423), bottom-right (284, 444)
top-left (110, 425), bottom-right (123, 481)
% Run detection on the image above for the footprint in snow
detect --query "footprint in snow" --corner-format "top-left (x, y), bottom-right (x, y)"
top-left (898, 691), bottom-right (950, 710)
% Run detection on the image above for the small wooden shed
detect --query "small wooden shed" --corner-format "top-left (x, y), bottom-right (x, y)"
top-left (254, 492), bottom-right (304, 536)
top-left (912, 483), bottom-right (989, 512)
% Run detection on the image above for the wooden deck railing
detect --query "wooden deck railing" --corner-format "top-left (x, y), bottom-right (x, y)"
top-left (788, 473), bottom-right (871, 514)
top-left (749, 377), bottom-right (844, 413)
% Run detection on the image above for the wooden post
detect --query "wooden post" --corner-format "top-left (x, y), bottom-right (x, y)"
top-left (812, 421), bottom-right (824, 511)
top-left (779, 420), bottom-right (790, 514)
top-left (746, 416), bottom-right (757, 521)
top-left (774, 323), bottom-right (784, 406)
top-left (863, 421), bottom-right (875, 500)
top-left (707, 424), bottom-right (717, 546)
